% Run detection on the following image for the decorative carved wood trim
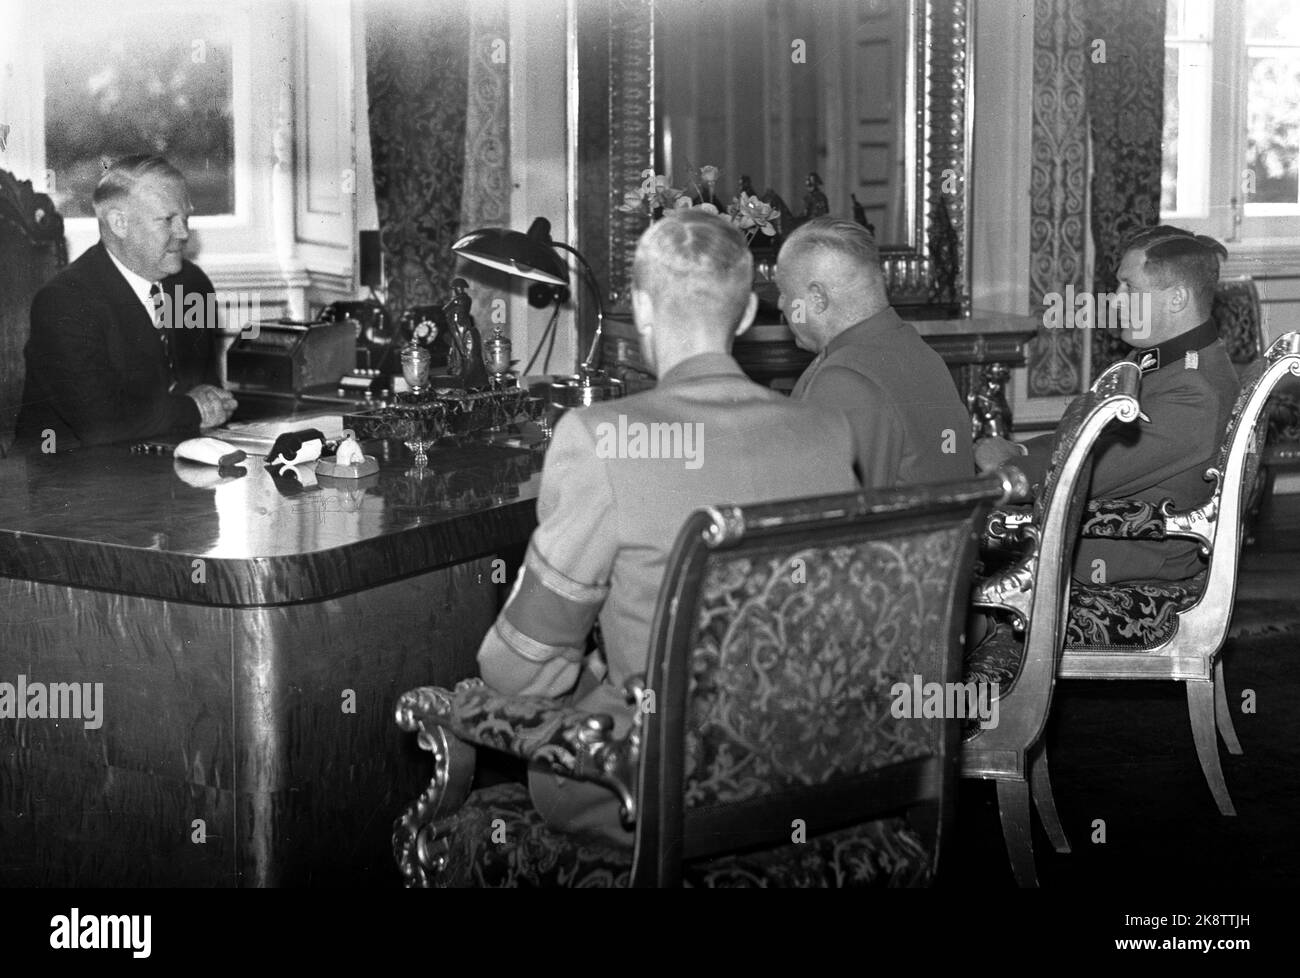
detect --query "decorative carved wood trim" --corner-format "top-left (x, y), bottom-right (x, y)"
top-left (0, 170), bottom-right (67, 261)
top-left (1, 169), bottom-right (67, 454)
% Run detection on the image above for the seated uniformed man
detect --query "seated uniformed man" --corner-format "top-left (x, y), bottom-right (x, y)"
top-left (776, 217), bottom-right (974, 488)
top-left (976, 226), bottom-right (1241, 583)
top-left (16, 154), bottom-right (235, 451)
top-left (476, 210), bottom-right (858, 846)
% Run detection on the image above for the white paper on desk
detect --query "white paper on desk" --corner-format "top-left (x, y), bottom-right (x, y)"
top-left (212, 414), bottom-right (345, 453)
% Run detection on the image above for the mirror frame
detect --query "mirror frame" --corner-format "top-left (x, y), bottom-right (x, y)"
top-left (574, 0), bottom-right (974, 352)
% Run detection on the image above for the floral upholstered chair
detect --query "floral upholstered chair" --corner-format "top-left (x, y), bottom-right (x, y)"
top-left (1058, 332), bottom-right (1300, 816)
top-left (392, 476), bottom-right (1013, 887)
top-left (964, 360), bottom-right (1143, 887)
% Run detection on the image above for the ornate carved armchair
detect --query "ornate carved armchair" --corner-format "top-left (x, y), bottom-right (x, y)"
top-left (1058, 332), bottom-right (1300, 816)
top-left (0, 170), bottom-right (67, 456)
top-left (1212, 277), bottom-right (1300, 534)
top-left (393, 476), bottom-right (1012, 887)
top-left (964, 360), bottom-right (1143, 887)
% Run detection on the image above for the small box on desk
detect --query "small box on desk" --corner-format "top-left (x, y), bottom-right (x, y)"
top-left (227, 319), bottom-right (355, 393)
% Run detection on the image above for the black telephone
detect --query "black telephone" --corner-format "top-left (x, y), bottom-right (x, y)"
top-left (315, 300), bottom-right (393, 395)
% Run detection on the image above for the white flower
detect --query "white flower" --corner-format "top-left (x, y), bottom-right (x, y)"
top-left (728, 193), bottom-right (781, 240)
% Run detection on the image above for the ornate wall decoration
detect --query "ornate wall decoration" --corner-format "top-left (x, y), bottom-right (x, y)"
top-left (605, 0), bottom-right (656, 311)
top-left (366, 0), bottom-right (470, 316)
top-left (1084, 0), bottom-right (1166, 376)
top-left (1026, 0), bottom-right (1088, 398)
top-left (461, 1), bottom-right (510, 232)
top-left (923, 0), bottom-right (971, 313)
top-left (573, 0), bottom-right (655, 356)
top-left (459, 0), bottom-right (513, 337)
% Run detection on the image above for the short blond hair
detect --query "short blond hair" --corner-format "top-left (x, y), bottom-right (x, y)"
top-left (631, 210), bottom-right (754, 334)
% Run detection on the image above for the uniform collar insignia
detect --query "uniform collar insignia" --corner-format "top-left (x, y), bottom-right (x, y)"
top-left (1129, 319), bottom-right (1220, 375)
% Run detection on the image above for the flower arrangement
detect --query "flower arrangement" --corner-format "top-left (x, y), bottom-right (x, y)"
top-left (618, 165), bottom-right (780, 244)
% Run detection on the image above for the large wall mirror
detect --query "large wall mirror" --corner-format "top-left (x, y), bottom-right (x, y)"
top-left (575, 0), bottom-right (974, 353)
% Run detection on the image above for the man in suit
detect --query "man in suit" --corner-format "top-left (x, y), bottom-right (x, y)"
top-left (15, 155), bottom-right (236, 450)
top-left (776, 218), bottom-right (974, 488)
top-left (976, 226), bottom-right (1241, 583)
top-left (476, 210), bottom-right (859, 846)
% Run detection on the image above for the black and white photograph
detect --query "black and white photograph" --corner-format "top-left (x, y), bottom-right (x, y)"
top-left (0, 0), bottom-right (1297, 950)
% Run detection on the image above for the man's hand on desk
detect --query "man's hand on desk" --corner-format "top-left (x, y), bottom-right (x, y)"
top-left (974, 435), bottom-right (1028, 474)
top-left (187, 384), bottom-right (239, 429)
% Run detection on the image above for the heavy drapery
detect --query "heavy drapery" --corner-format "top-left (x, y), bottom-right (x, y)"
top-left (1083, 0), bottom-right (1167, 375)
top-left (365, 0), bottom-right (471, 315)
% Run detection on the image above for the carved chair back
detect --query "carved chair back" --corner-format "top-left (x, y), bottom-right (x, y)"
top-left (0, 170), bottom-right (67, 455)
top-left (1212, 277), bottom-right (1263, 366)
top-left (630, 477), bottom-right (1007, 887)
top-left (1168, 333), bottom-right (1300, 652)
top-left (970, 361), bottom-right (1142, 760)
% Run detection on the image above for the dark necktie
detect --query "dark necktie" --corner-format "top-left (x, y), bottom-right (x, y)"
top-left (149, 283), bottom-right (177, 391)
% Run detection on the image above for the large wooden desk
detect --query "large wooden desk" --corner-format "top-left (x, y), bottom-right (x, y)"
top-left (0, 432), bottom-right (543, 886)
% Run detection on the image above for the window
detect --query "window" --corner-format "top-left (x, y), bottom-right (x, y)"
top-left (40, 1), bottom-right (237, 221)
top-left (1162, 0), bottom-right (1300, 241)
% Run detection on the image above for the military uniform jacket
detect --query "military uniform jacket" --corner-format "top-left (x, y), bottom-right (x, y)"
top-left (1017, 321), bottom-right (1241, 583)
top-left (790, 305), bottom-right (975, 488)
top-left (476, 352), bottom-right (859, 844)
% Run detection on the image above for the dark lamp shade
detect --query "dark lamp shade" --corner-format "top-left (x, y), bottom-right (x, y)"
top-left (452, 227), bottom-right (569, 287)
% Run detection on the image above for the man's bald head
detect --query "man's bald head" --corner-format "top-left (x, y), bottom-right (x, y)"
top-left (775, 218), bottom-right (889, 351)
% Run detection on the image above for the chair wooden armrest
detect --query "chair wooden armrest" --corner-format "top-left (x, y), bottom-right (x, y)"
top-left (395, 676), bottom-right (643, 815)
top-left (984, 504), bottom-right (1035, 549)
top-left (392, 676), bottom-right (645, 887)
top-left (1078, 493), bottom-right (1219, 554)
top-left (980, 464), bottom-right (1035, 551)
top-left (1078, 497), bottom-right (1171, 539)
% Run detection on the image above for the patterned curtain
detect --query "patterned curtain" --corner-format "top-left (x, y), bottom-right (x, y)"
top-left (458, 0), bottom-right (512, 342)
top-left (1083, 0), bottom-right (1167, 374)
top-left (366, 0), bottom-right (471, 316)
top-left (1025, 0), bottom-right (1088, 398)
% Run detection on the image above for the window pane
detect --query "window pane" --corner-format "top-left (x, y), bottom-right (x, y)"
top-left (1246, 0), bottom-right (1300, 44)
top-left (43, 4), bottom-right (235, 218)
top-left (1168, 0), bottom-right (1212, 39)
top-left (1245, 52), bottom-right (1300, 205)
top-left (1163, 45), bottom-right (1181, 213)
top-left (1162, 41), bottom-right (1211, 217)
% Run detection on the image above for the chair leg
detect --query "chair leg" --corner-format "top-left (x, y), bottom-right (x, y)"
top-left (995, 779), bottom-right (1039, 887)
top-left (1187, 680), bottom-right (1237, 816)
top-left (1214, 659), bottom-right (1244, 756)
top-left (1030, 743), bottom-right (1071, 854)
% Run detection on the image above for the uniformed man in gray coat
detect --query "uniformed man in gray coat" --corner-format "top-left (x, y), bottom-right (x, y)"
top-left (976, 226), bottom-right (1241, 583)
top-left (476, 210), bottom-right (859, 846)
top-left (778, 217), bottom-right (975, 489)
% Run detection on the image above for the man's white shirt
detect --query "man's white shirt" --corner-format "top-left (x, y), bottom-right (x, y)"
top-left (105, 248), bottom-right (161, 324)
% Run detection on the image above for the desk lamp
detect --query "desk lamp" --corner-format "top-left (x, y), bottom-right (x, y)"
top-left (451, 217), bottom-right (618, 408)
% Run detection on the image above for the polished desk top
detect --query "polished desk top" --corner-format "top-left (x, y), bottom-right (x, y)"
top-left (0, 431), bottom-right (545, 607)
